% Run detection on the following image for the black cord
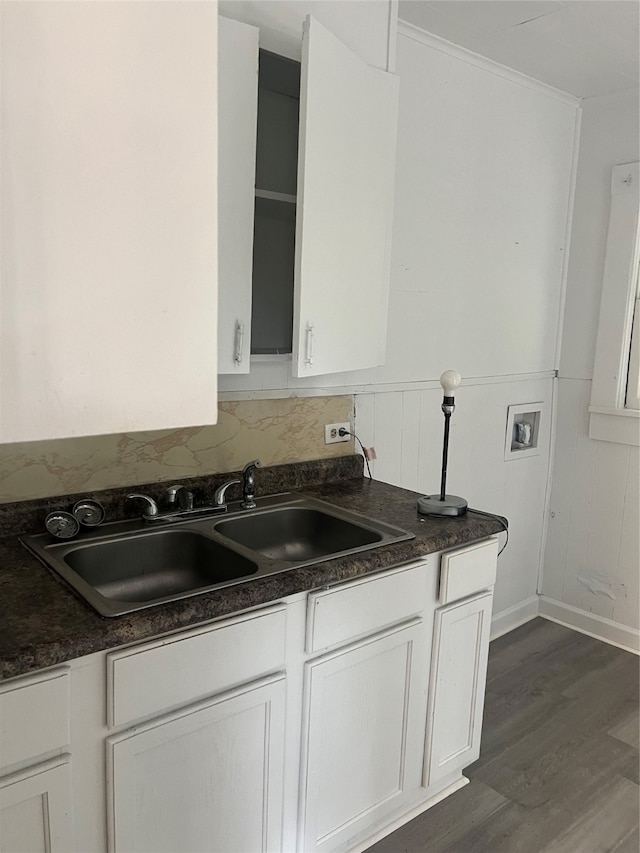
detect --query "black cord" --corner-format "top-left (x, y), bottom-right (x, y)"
top-left (338, 427), bottom-right (508, 555)
top-left (468, 507), bottom-right (509, 556)
top-left (339, 428), bottom-right (373, 479)
top-left (417, 506), bottom-right (509, 556)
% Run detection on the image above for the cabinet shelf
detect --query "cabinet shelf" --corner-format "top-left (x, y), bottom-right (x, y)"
top-left (255, 188), bottom-right (296, 204)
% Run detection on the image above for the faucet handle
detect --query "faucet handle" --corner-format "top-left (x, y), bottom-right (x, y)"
top-left (166, 485), bottom-right (183, 503)
top-left (166, 485), bottom-right (194, 511)
top-left (127, 494), bottom-right (159, 519)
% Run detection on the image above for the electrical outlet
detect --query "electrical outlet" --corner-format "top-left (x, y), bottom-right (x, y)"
top-left (324, 422), bottom-right (350, 444)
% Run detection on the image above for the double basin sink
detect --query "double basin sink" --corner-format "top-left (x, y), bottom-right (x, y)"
top-left (23, 493), bottom-right (414, 617)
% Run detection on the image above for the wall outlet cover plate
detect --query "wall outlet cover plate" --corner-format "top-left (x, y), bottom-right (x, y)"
top-left (325, 422), bottom-right (350, 444)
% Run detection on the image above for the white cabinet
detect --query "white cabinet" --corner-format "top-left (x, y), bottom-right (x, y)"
top-left (107, 675), bottom-right (286, 853)
top-left (292, 17), bottom-right (398, 378)
top-left (424, 536), bottom-right (498, 790)
top-left (0, 757), bottom-right (74, 853)
top-left (424, 592), bottom-right (493, 787)
top-left (0, 669), bottom-right (74, 852)
top-left (218, 16), bottom-right (259, 374)
top-left (104, 606), bottom-right (288, 853)
top-left (299, 620), bottom-right (428, 853)
top-left (218, 14), bottom-right (398, 377)
top-left (298, 560), bottom-right (436, 852)
top-left (105, 605), bottom-right (287, 728)
top-left (1, 3), bottom-right (219, 441)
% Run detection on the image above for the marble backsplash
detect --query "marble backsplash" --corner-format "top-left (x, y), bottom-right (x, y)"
top-left (0, 396), bottom-right (354, 502)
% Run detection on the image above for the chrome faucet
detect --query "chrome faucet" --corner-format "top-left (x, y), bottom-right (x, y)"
top-left (128, 483), bottom-right (221, 524)
top-left (126, 494), bottom-right (160, 521)
top-left (213, 478), bottom-right (241, 508)
top-left (127, 465), bottom-right (262, 523)
top-left (241, 460), bottom-right (262, 509)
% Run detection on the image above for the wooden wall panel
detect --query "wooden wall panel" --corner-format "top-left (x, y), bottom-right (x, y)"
top-left (356, 377), bottom-right (553, 620)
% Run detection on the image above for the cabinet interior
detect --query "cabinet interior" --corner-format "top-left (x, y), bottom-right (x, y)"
top-left (251, 50), bottom-right (300, 356)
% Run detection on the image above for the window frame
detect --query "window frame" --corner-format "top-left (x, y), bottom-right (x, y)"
top-left (625, 290), bottom-right (640, 410)
top-left (589, 162), bottom-right (640, 446)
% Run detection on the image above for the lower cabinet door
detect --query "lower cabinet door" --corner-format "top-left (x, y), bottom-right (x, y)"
top-left (424, 591), bottom-right (493, 787)
top-left (299, 619), bottom-right (426, 853)
top-left (0, 756), bottom-right (74, 853)
top-left (107, 674), bottom-right (286, 853)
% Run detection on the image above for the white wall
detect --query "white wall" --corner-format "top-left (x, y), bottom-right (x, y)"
top-left (350, 26), bottom-right (579, 632)
top-left (542, 88), bottom-right (640, 651)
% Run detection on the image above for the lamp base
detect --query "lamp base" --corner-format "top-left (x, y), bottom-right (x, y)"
top-left (417, 494), bottom-right (468, 517)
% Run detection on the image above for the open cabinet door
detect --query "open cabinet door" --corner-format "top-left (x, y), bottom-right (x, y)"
top-left (292, 17), bottom-right (399, 378)
top-left (218, 16), bottom-right (259, 374)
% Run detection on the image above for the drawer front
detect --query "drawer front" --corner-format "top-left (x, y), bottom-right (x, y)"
top-left (306, 560), bottom-right (432, 653)
top-left (439, 538), bottom-right (498, 605)
top-left (0, 669), bottom-right (70, 773)
top-left (107, 605), bottom-right (287, 728)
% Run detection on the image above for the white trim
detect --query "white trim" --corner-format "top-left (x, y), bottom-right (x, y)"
top-left (218, 371), bottom-right (556, 402)
top-left (537, 375), bottom-right (559, 596)
top-left (588, 410), bottom-right (640, 446)
top-left (490, 596), bottom-right (539, 641)
top-left (348, 776), bottom-right (468, 853)
top-left (539, 596), bottom-right (640, 655)
top-left (626, 295), bottom-right (640, 409)
top-left (554, 107), bottom-right (582, 371)
top-left (589, 405), bottom-right (640, 418)
top-left (396, 21), bottom-right (581, 108)
top-left (503, 401), bottom-right (546, 461)
top-left (0, 753), bottom-right (72, 789)
top-left (589, 162), bottom-right (640, 445)
top-left (387, 0), bottom-right (398, 74)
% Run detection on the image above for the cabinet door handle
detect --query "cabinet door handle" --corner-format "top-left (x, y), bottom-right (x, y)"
top-left (234, 321), bottom-right (245, 365)
top-left (305, 324), bottom-right (315, 365)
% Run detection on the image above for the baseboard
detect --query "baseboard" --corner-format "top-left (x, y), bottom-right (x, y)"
top-left (348, 776), bottom-right (469, 853)
top-left (539, 596), bottom-right (640, 654)
top-left (491, 595), bottom-right (539, 640)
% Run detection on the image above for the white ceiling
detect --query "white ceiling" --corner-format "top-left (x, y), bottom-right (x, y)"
top-left (397, 1), bottom-right (639, 98)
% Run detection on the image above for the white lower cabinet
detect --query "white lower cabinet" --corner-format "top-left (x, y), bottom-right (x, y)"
top-left (424, 591), bottom-right (494, 787)
top-left (1, 539), bottom-right (499, 853)
top-left (0, 667), bottom-right (74, 853)
top-left (107, 674), bottom-right (286, 853)
top-left (298, 619), bottom-right (428, 853)
top-left (0, 757), bottom-right (74, 853)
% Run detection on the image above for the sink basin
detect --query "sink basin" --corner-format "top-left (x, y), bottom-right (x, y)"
top-left (22, 493), bottom-right (414, 617)
top-left (24, 527), bottom-right (259, 617)
top-left (64, 530), bottom-right (258, 604)
top-left (214, 507), bottom-right (382, 562)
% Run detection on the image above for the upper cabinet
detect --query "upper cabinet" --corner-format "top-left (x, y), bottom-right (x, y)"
top-left (218, 15), bottom-right (399, 378)
top-left (218, 16), bottom-right (260, 375)
top-left (1, 3), bottom-right (219, 442)
top-left (293, 18), bottom-right (399, 378)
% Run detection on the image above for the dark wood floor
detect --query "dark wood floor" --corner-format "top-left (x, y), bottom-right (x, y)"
top-left (366, 617), bottom-right (639, 853)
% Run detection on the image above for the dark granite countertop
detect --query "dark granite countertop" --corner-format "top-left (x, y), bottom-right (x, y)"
top-left (0, 458), bottom-right (505, 681)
